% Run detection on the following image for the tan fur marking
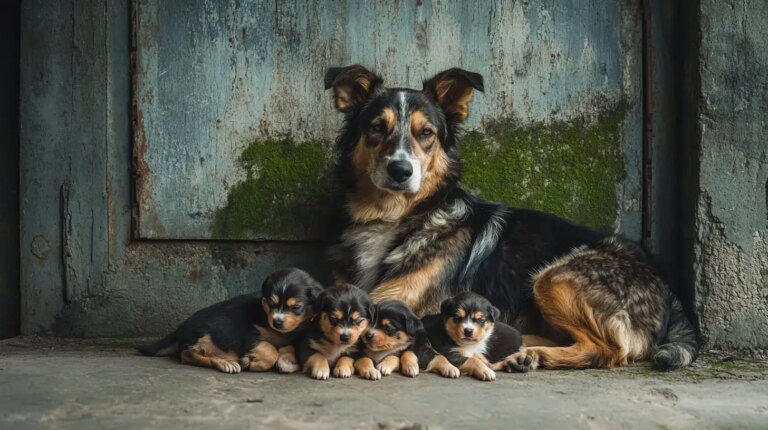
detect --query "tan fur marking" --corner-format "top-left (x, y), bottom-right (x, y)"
top-left (286, 298), bottom-right (297, 307)
top-left (400, 350), bottom-right (419, 377)
top-left (522, 334), bottom-right (558, 347)
top-left (369, 258), bottom-right (443, 311)
top-left (181, 335), bottom-right (240, 373)
top-left (304, 352), bottom-right (330, 379)
top-left (456, 308), bottom-right (467, 318)
top-left (333, 356), bottom-right (355, 378)
top-left (376, 354), bottom-right (400, 376)
top-left (246, 341), bottom-right (279, 372)
top-left (459, 356), bottom-right (496, 381)
top-left (426, 354), bottom-right (460, 378)
top-left (354, 357), bottom-right (380, 380)
top-left (434, 78), bottom-right (474, 120)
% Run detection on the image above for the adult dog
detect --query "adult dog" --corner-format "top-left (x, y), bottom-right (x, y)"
top-left (326, 65), bottom-right (698, 370)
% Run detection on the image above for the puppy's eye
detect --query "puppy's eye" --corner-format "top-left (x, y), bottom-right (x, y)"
top-left (290, 305), bottom-right (302, 311)
top-left (354, 319), bottom-right (365, 326)
top-left (476, 318), bottom-right (487, 325)
top-left (420, 128), bottom-right (434, 137)
top-left (453, 316), bottom-right (462, 323)
top-left (370, 123), bottom-right (385, 134)
top-left (328, 316), bottom-right (340, 325)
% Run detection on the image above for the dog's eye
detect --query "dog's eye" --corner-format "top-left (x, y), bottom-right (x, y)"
top-left (370, 123), bottom-right (385, 134)
top-left (354, 319), bottom-right (365, 326)
top-left (476, 318), bottom-right (487, 325)
top-left (420, 128), bottom-right (434, 137)
top-left (453, 316), bottom-right (462, 323)
top-left (290, 305), bottom-right (301, 311)
top-left (328, 316), bottom-right (340, 325)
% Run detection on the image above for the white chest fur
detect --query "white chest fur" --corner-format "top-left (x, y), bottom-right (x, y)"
top-left (341, 222), bottom-right (399, 291)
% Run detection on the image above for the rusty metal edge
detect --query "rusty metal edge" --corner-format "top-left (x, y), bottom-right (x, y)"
top-left (129, 0), bottom-right (145, 241)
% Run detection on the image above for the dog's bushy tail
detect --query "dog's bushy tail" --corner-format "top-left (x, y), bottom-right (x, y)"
top-left (652, 297), bottom-right (699, 371)
top-left (138, 327), bottom-right (181, 357)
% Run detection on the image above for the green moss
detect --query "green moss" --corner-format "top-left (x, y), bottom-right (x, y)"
top-left (211, 137), bottom-right (334, 239)
top-left (460, 106), bottom-right (627, 231)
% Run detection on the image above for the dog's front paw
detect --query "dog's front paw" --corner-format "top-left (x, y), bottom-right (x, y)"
top-left (507, 350), bottom-right (539, 373)
top-left (401, 362), bottom-right (419, 377)
top-left (212, 358), bottom-right (241, 374)
top-left (333, 365), bottom-right (353, 378)
top-left (276, 354), bottom-right (300, 374)
top-left (359, 367), bottom-right (382, 381)
top-left (310, 363), bottom-right (330, 380)
top-left (376, 361), bottom-right (397, 376)
top-left (439, 363), bottom-right (461, 379)
top-left (474, 366), bottom-right (496, 382)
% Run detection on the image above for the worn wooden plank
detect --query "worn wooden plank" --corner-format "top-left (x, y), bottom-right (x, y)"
top-left (133, 0), bottom-right (641, 240)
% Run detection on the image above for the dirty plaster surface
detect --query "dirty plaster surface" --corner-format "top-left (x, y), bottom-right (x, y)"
top-left (1, 338), bottom-right (767, 429)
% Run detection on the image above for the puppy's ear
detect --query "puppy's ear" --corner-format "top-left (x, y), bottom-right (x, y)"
top-left (440, 297), bottom-right (455, 318)
top-left (489, 305), bottom-right (501, 322)
top-left (405, 315), bottom-right (425, 338)
top-left (422, 68), bottom-right (484, 122)
top-left (306, 281), bottom-right (325, 306)
top-left (313, 291), bottom-right (328, 314)
top-left (324, 65), bottom-right (382, 113)
top-left (367, 300), bottom-right (377, 324)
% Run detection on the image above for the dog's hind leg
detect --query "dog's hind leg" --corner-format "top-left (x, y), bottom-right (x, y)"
top-left (180, 337), bottom-right (241, 374)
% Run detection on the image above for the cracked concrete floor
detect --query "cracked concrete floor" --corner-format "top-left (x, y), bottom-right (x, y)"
top-left (1, 337), bottom-right (767, 429)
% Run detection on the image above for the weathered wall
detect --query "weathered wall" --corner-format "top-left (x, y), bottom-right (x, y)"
top-left (693, 0), bottom-right (768, 349)
top-left (0, 0), bottom-right (20, 340)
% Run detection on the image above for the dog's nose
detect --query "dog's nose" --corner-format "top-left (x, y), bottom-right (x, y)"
top-left (463, 327), bottom-right (474, 337)
top-left (273, 318), bottom-right (284, 329)
top-left (340, 333), bottom-right (351, 343)
top-left (387, 160), bottom-right (413, 183)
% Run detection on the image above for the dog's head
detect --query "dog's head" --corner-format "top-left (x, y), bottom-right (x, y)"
top-left (314, 284), bottom-right (375, 346)
top-left (440, 292), bottom-right (499, 346)
top-left (261, 268), bottom-right (324, 333)
top-left (362, 300), bottom-right (423, 352)
top-left (325, 65), bottom-right (483, 197)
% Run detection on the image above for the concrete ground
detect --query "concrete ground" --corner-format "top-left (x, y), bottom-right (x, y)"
top-left (1, 337), bottom-right (767, 429)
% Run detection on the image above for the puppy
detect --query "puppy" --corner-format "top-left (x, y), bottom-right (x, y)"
top-left (355, 300), bottom-right (462, 380)
top-left (138, 268), bottom-right (323, 374)
top-left (422, 291), bottom-right (529, 381)
top-left (296, 284), bottom-right (374, 380)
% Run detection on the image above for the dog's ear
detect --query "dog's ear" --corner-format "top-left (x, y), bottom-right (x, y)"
top-left (367, 300), bottom-right (377, 324)
top-left (423, 68), bottom-right (484, 122)
top-left (440, 297), bottom-right (455, 318)
top-left (405, 312), bottom-right (425, 338)
top-left (313, 290), bottom-right (328, 314)
top-left (306, 281), bottom-right (325, 306)
top-left (488, 305), bottom-right (501, 322)
top-left (324, 65), bottom-right (382, 113)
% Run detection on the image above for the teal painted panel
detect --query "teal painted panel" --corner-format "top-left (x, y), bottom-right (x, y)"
top-left (133, 0), bottom-right (642, 240)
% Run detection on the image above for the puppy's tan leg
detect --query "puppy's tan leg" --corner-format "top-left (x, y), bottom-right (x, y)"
top-left (245, 341), bottom-right (279, 372)
top-left (426, 355), bottom-right (460, 379)
top-left (354, 357), bottom-right (381, 380)
top-left (304, 353), bottom-right (330, 380)
top-left (375, 355), bottom-right (400, 376)
top-left (333, 356), bottom-right (355, 378)
top-left (181, 336), bottom-right (241, 374)
top-left (460, 356), bottom-right (496, 381)
top-left (275, 346), bottom-right (300, 373)
top-left (400, 351), bottom-right (419, 377)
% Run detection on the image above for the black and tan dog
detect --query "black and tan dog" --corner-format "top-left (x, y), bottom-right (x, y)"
top-left (354, 299), bottom-right (460, 380)
top-left (296, 284), bottom-right (375, 380)
top-left (139, 268), bottom-right (323, 374)
top-left (326, 65), bottom-right (699, 371)
top-left (423, 292), bottom-right (530, 381)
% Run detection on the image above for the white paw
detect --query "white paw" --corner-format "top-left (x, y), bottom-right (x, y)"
top-left (360, 367), bottom-right (382, 381)
top-left (276, 355), bottom-right (300, 374)
top-left (440, 364), bottom-right (461, 379)
top-left (215, 360), bottom-right (241, 374)
top-left (310, 364), bottom-right (330, 380)
top-left (376, 362), bottom-right (396, 376)
top-left (333, 365), bottom-right (353, 378)
top-left (401, 364), bottom-right (419, 377)
top-left (475, 367), bottom-right (496, 382)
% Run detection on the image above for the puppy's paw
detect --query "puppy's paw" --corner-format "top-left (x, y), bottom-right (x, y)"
top-left (474, 367), bottom-right (496, 382)
top-left (276, 354), bottom-right (300, 374)
top-left (309, 363), bottom-right (330, 380)
top-left (507, 350), bottom-right (539, 372)
top-left (333, 365), bottom-right (353, 378)
top-left (213, 359), bottom-right (241, 374)
top-left (401, 363), bottom-right (419, 378)
top-left (376, 361), bottom-right (396, 376)
top-left (359, 367), bottom-right (382, 381)
top-left (439, 363), bottom-right (461, 379)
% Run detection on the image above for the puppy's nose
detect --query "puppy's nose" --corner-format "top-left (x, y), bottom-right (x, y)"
top-left (273, 318), bottom-right (284, 329)
top-left (340, 333), bottom-right (351, 343)
top-left (387, 160), bottom-right (413, 183)
top-left (364, 331), bottom-right (375, 341)
top-left (463, 327), bottom-right (474, 337)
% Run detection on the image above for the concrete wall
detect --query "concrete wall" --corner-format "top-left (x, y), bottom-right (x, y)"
top-left (692, 0), bottom-right (768, 350)
top-left (0, 1), bottom-right (20, 340)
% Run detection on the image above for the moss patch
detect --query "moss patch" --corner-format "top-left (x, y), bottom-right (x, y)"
top-left (211, 137), bottom-right (334, 239)
top-left (460, 107), bottom-right (627, 232)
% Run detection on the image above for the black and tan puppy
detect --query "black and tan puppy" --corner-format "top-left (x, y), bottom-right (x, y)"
top-left (355, 300), bottom-right (462, 380)
top-left (422, 292), bottom-right (529, 381)
top-left (138, 268), bottom-right (323, 374)
top-left (296, 284), bottom-right (374, 380)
